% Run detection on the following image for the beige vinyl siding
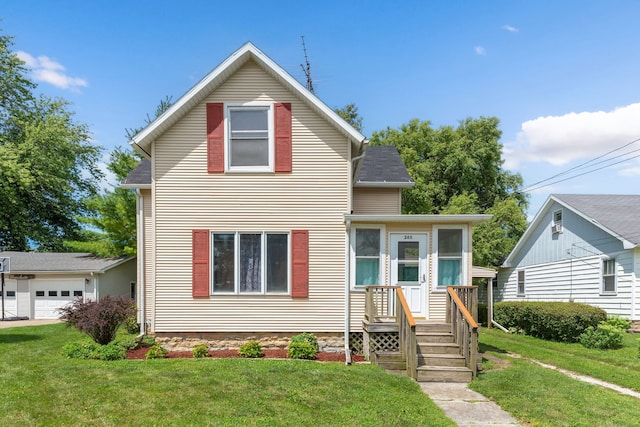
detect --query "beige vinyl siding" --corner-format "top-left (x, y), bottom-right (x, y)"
top-left (152, 60), bottom-right (350, 332)
top-left (141, 189), bottom-right (155, 330)
top-left (352, 188), bottom-right (401, 214)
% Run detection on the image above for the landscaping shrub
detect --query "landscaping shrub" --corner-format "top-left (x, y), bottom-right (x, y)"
top-left (62, 341), bottom-right (99, 359)
top-left (97, 342), bottom-right (127, 360)
top-left (287, 341), bottom-right (318, 360)
top-left (493, 301), bottom-right (606, 342)
top-left (145, 343), bottom-right (168, 359)
top-left (289, 332), bottom-right (319, 349)
top-left (288, 333), bottom-right (319, 360)
top-left (579, 323), bottom-right (624, 350)
top-left (124, 316), bottom-right (141, 334)
top-left (238, 341), bottom-right (264, 358)
top-left (192, 344), bottom-right (210, 358)
top-left (58, 295), bottom-right (136, 345)
top-left (603, 316), bottom-right (632, 332)
top-left (62, 341), bottom-right (128, 360)
top-left (116, 337), bottom-right (139, 351)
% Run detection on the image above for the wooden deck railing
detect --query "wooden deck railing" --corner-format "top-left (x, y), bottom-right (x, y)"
top-left (446, 286), bottom-right (478, 378)
top-left (395, 287), bottom-right (417, 380)
top-left (364, 286), bottom-right (417, 379)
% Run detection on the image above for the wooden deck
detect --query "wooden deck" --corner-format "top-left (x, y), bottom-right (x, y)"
top-left (363, 286), bottom-right (479, 383)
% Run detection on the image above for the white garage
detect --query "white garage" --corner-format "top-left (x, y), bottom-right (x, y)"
top-left (0, 252), bottom-right (136, 320)
top-left (32, 280), bottom-right (86, 319)
top-left (1, 285), bottom-right (17, 318)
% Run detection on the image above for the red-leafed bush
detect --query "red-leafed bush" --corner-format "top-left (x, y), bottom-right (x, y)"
top-left (58, 296), bottom-right (136, 345)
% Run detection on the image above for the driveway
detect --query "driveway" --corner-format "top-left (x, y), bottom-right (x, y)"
top-left (0, 319), bottom-right (62, 329)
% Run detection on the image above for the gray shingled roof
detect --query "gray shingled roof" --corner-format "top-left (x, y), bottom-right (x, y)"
top-left (0, 252), bottom-right (132, 273)
top-left (121, 158), bottom-right (151, 187)
top-left (554, 194), bottom-right (640, 245)
top-left (354, 145), bottom-right (414, 187)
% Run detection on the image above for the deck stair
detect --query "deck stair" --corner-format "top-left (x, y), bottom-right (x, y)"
top-left (372, 321), bottom-right (473, 383)
top-left (364, 286), bottom-right (479, 384)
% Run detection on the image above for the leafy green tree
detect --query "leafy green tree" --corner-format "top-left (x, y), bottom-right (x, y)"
top-left (334, 103), bottom-right (363, 132)
top-left (369, 117), bottom-right (528, 266)
top-left (0, 30), bottom-right (101, 250)
top-left (66, 97), bottom-right (172, 257)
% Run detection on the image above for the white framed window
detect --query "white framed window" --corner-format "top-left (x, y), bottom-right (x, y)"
top-left (225, 103), bottom-right (274, 172)
top-left (517, 270), bottom-right (526, 296)
top-left (350, 226), bottom-right (385, 290)
top-left (212, 232), bottom-right (289, 294)
top-left (602, 259), bottom-right (616, 294)
top-left (433, 226), bottom-right (466, 289)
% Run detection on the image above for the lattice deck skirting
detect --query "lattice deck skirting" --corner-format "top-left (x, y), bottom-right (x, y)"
top-left (349, 332), bottom-right (364, 355)
top-left (362, 330), bottom-right (400, 359)
top-left (369, 332), bottom-right (399, 352)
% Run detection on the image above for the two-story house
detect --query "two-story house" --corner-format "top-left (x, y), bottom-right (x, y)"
top-left (122, 42), bottom-right (490, 360)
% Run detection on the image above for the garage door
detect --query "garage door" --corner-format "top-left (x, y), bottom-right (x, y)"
top-left (33, 282), bottom-right (84, 319)
top-left (1, 289), bottom-right (17, 318)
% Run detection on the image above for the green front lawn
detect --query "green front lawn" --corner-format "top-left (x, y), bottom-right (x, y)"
top-left (0, 324), bottom-right (454, 426)
top-left (471, 327), bottom-right (640, 426)
top-left (478, 327), bottom-right (640, 392)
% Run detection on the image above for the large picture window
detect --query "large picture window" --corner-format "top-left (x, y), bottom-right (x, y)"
top-left (436, 228), bottom-right (463, 287)
top-left (227, 105), bottom-right (272, 171)
top-left (212, 232), bottom-right (289, 294)
top-left (354, 228), bottom-right (382, 287)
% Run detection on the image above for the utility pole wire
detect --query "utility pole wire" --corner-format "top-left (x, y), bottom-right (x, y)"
top-left (520, 137), bottom-right (640, 192)
top-left (300, 36), bottom-right (314, 94)
top-left (523, 151), bottom-right (640, 193)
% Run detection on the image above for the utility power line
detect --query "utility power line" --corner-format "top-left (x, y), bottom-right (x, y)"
top-left (519, 137), bottom-right (640, 193)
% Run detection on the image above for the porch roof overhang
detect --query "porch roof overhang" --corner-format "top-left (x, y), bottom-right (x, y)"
top-left (344, 214), bottom-right (492, 226)
top-left (472, 266), bottom-right (497, 279)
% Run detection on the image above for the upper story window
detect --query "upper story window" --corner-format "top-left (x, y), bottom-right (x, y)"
top-left (227, 105), bottom-right (273, 172)
top-left (436, 227), bottom-right (464, 288)
top-left (602, 259), bottom-right (616, 294)
top-left (552, 209), bottom-right (563, 234)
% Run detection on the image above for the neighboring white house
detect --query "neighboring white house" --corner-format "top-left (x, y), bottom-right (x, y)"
top-left (497, 194), bottom-right (640, 320)
top-left (0, 252), bottom-right (136, 320)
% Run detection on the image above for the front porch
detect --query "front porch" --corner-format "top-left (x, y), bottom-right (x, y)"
top-left (362, 285), bottom-right (479, 383)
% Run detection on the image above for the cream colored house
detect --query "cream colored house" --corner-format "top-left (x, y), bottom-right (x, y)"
top-left (122, 42), bottom-right (489, 354)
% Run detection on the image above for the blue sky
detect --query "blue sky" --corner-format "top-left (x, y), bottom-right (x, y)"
top-left (3, 1), bottom-right (640, 217)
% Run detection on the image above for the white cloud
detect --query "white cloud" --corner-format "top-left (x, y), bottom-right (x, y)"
top-left (474, 46), bottom-right (486, 55)
top-left (502, 24), bottom-right (519, 33)
top-left (16, 50), bottom-right (88, 91)
top-left (504, 103), bottom-right (640, 169)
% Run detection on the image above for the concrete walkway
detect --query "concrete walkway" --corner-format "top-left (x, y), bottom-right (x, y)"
top-left (420, 383), bottom-right (522, 426)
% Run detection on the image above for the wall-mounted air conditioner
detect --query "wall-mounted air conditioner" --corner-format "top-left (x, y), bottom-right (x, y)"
top-left (552, 223), bottom-right (563, 234)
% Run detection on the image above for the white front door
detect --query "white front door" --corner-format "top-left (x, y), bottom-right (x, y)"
top-left (390, 233), bottom-right (428, 318)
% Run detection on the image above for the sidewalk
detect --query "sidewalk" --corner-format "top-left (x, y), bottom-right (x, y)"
top-left (420, 382), bottom-right (522, 427)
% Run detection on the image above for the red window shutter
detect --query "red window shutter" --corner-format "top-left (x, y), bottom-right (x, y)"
top-left (207, 103), bottom-right (224, 173)
top-left (192, 230), bottom-right (210, 297)
top-left (291, 230), bottom-right (309, 298)
top-left (274, 102), bottom-right (292, 172)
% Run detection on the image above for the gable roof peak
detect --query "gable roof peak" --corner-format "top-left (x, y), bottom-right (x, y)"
top-left (130, 42), bottom-right (366, 155)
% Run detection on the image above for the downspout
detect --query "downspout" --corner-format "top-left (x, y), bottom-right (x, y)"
top-left (136, 190), bottom-right (146, 338)
top-left (344, 218), bottom-right (352, 365)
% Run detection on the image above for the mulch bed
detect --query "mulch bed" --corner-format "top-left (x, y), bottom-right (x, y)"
top-left (128, 347), bottom-right (366, 363)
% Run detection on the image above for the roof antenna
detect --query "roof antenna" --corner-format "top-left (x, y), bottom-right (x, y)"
top-left (300, 36), bottom-right (315, 94)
